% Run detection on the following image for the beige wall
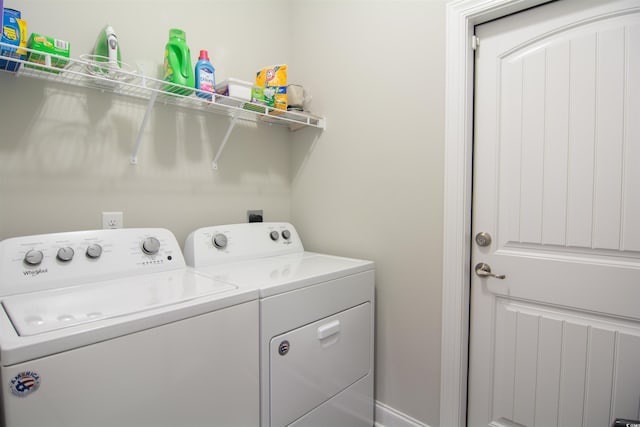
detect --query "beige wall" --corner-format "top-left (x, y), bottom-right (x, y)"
top-left (0, 1), bottom-right (446, 426)
top-left (289, 1), bottom-right (446, 425)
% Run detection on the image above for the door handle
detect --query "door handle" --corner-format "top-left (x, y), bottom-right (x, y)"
top-left (475, 232), bottom-right (492, 247)
top-left (475, 262), bottom-right (505, 279)
top-left (317, 320), bottom-right (340, 340)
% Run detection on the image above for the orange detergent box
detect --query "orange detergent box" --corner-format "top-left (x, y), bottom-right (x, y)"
top-left (255, 64), bottom-right (287, 110)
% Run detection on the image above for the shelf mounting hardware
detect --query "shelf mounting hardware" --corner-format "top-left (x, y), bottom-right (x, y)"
top-left (130, 91), bottom-right (158, 165)
top-left (211, 113), bottom-right (240, 170)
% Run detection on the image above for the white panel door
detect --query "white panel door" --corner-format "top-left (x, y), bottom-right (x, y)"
top-left (468, 1), bottom-right (640, 426)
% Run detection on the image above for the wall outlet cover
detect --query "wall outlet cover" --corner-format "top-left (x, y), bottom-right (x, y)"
top-left (102, 212), bottom-right (124, 229)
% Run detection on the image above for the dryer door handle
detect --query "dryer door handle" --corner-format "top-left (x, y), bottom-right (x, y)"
top-left (317, 320), bottom-right (341, 340)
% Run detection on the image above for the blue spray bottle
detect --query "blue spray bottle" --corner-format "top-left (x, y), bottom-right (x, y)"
top-left (195, 50), bottom-right (215, 100)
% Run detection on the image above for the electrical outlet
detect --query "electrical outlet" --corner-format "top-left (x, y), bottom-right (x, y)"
top-left (247, 210), bottom-right (263, 223)
top-left (102, 212), bottom-right (124, 229)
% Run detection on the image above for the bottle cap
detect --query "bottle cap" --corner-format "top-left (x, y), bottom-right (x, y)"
top-left (199, 50), bottom-right (209, 60)
top-left (169, 28), bottom-right (186, 40)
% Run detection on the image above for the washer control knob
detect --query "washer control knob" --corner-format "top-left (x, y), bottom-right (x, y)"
top-left (212, 234), bottom-right (228, 249)
top-left (270, 231), bottom-right (280, 241)
top-left (24, 250), bottom-right (44, 266)
top-left (142, 237), bottom-right (161, 255)
top-left (56, 247), bottom-right (74, 262)
top-left (86, 244), bottom-right (103, 259)
top-left (282, 230), bottom-right (291, 240)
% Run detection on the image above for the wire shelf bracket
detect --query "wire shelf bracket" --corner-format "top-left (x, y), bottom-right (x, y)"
top-left (212, 114), bottom-right (240, 170)
top-left (130, 90), bottom-right (158, 165)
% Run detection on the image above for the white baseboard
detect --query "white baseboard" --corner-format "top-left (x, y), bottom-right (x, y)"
top-left (375, 401), bottom-right (431, 427)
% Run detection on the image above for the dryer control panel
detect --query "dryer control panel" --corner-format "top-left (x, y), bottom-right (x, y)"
top-left (0, 228), bottom-right (185, 297)
top-left (184, 222), bottom-right (304, 267)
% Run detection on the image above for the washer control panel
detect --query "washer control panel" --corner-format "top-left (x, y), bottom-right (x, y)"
top-left (184, 222), bottom-right (304, 267)
top-left (0, 228), bottom-right (185, 297)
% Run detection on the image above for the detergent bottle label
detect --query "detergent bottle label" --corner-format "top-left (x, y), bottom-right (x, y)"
top-left (163, 49), bottom-right (173, 80)
top-left (198, 68), bottom-right (214, 93)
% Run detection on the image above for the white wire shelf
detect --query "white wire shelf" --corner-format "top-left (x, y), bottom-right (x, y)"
top-left (0, 42), bottom-right (325, 169)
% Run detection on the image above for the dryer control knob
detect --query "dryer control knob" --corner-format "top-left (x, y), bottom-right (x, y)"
top-left (56, 247), bottom-right (74, 262)
top-left (212, 234), bottom-right (228, 249)
top-left (86, 244), bottom-right (103, 259)
top-left (24, 249), bottom-right (44, 266)
top-left (270, 231), bottom-right (280, 241)
top-left (142, 237), bottom-right (161, 255)
top-left (282, 230), bottom-right (291, 240)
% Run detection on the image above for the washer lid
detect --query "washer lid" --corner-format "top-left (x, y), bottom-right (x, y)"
top-left (2, 269), bottom-right (237, 336)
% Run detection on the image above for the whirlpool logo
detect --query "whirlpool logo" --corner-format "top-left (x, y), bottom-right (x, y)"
top-left (23, 268), bottom-right (48, 277)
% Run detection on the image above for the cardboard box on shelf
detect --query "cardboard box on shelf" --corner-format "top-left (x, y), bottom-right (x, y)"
top-left (0, 8), bottom-right (27, 72)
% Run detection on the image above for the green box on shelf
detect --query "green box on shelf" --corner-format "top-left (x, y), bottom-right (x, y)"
top-left (25, 33), bottom-right (70, 73)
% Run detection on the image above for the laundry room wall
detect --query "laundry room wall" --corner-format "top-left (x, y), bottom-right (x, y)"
top-left (0, 0), bottom-right (294, 243)
top-left (289, 1), bottom-right (446, 426)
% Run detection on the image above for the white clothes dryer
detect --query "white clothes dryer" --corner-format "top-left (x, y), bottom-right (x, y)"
top-left (0, 228), bottom-right (259, 427)
top-left (184, 222), bottom-right (375, 427)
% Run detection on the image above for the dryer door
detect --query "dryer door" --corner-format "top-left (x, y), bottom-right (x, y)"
top-left (269, 302), bottom-right (371, 427)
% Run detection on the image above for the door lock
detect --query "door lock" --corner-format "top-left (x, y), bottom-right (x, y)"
top-left (475, 262), bottom-right (505, 279)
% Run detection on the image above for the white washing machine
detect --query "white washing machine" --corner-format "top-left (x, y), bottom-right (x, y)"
top-left (0, 228), bottom-right (259, 427)
top-left (184, 222), bottom-right (375, 427)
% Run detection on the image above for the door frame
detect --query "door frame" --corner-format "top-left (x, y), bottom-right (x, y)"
top-left (440, 1), bottom-right (550, 426)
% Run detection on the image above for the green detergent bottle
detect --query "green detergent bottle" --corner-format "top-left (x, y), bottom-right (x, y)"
top-left (163, 28), bottom-right (194, 95)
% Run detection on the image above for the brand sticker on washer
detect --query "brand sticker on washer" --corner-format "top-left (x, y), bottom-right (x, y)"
top-left (9, 371), bottom-right (41, 397)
